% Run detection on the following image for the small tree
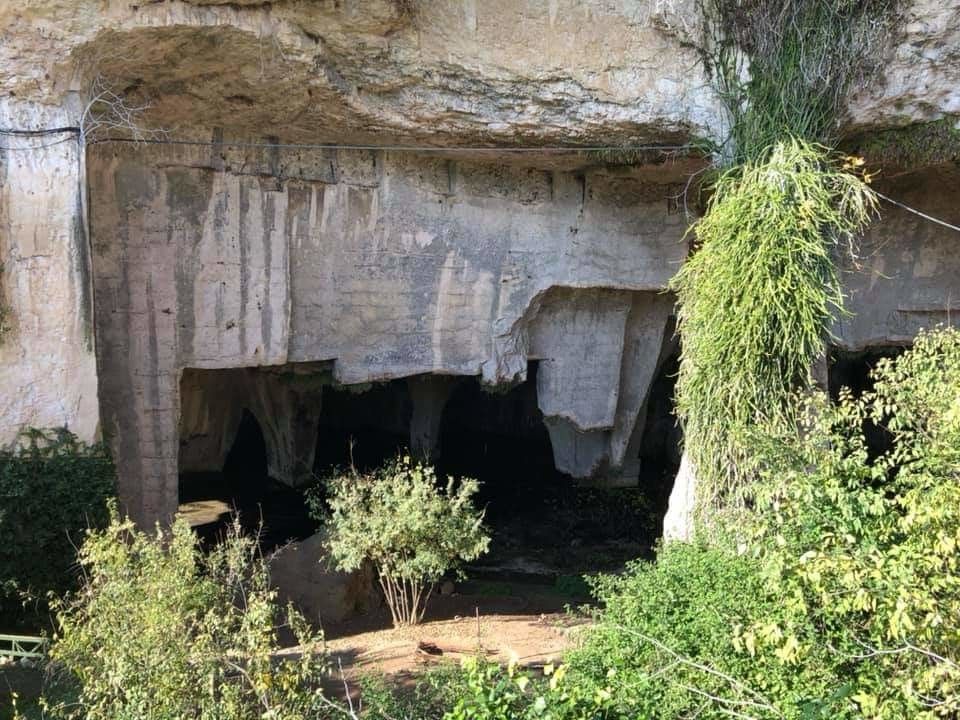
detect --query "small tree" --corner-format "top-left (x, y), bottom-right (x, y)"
top-left (320, 456), bottom-right (490, 627)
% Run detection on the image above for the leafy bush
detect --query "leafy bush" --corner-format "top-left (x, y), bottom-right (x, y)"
top-left (565, 542), bottom-right (839, 720)
top-left (670, 139), bottom-right (877, 503)
top-left (352, 663), bottom-right (468, 720)
top-left (456, 327), bottom-right (960, 720)
top-left (44, 509), bottom-right (329, 720)
top-left (444, 657), bottom-right (610, 720)
top-left (742, 326), bottom-right (960, 717)
top-left (316, 456), bottom-right (489, 627)
top-left (0, 428), bottom-right (115, 629)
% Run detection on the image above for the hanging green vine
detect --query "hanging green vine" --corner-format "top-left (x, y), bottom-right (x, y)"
top-left (671, 0), bottom-right (899, 505)
top-left (703, 0), bottom-right (900, 166)
top-left (671, 140), bottom-right (878, 499)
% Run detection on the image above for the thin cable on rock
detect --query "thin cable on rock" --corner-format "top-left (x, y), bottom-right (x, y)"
top-left (88, 136), bottom-right (697, 153)
top-left (875, 191), bottom-right (960, 234)
top-left (2, 125), bottom-right (959, 237)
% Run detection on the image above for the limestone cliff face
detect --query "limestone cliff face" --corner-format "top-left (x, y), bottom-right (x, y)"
top-left (0, 0), bottom-right (719, 145)
top-left (0, 123), bottom-right (99, 442)
top-left (1, 0), bottom-right (959, 524)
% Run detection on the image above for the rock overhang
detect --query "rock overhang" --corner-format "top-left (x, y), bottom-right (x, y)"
top-left (2, 0), bottom-right (960, 527)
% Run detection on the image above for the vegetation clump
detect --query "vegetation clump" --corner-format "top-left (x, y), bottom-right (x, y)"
top-left (849, 117), bottom-right (960, 172)
top-left (669, 0), bottom-right (900, 503)
top-left (670, 139), bottom-right (878, 502)
top-left (44, 510), bottom-right (328, 720)
top-left (0, 428), bottom-right (115, 629)
top-left (314, 456), bottom-right (490, 627)
top-left (445, 326), bottom-right (960, 720)
top-left (701, 0), bottom-right (900, 164)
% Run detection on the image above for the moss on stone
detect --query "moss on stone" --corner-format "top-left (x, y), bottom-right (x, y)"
top-left (847, 117), bottom-right (960, 172)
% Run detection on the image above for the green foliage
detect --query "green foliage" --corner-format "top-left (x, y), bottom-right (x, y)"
top-left (444, 657), bottom-right (610, 720)
top-left (315, 456), bottom-right (490, 627)
top-left (0, 428), bottom-right (115, 629)
top-left (351, 663), bottom-right (468, 720)
top-left (672, 0), bottom-right (897, 502)
top-left (44, 509), bottom-right (329, 720)
top-left (448, 328), bottom-right (960, 720)
top-left (742, 326), bottom-right (960, 717)
top-left (701, 0), bottom-right (900, 164)
top-left (566, 542), bottom-right (832, 720)
top-left (670, 139), bottom-right (877, 503)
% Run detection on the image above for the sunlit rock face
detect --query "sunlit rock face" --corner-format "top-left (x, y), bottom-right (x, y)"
top-left (846, 0), bottom-right (960, 130)
top-left (0, 0), bottom-right (720, 146)
top-left (88, 142), bottom-right (687, 523)
top-left (0, 0), bottom-right (959, 527)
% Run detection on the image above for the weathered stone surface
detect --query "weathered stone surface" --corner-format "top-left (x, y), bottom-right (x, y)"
top-left (3, 0), bottom-right (960, 534)
top-left (0, 104), bottom-right (99, 446)
top-left (1, 1), bottom-right (719, 147)
top-left (662, 450), bottom-right (697, 542)
top-left (269, 532), bottom-right (379, 625)
top-left (89, 142), bottom-right (688, 522)
top-left (834, 167), bottom-right (960, 350)
top-left (847, 0), bottom-right (960, 130)
top-left (4, 1), bottom-right (957, 149)
top-left (179, 367), bottom-right (324, 485)
top-left (408, 375), bottom-right (458, 459)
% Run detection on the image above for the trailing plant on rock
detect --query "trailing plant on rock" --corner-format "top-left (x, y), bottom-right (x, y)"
top-left (670, 139), bottom-right (878, 504)
top-left (700, 0), bottom-right (900, 165)
top-left (316, 456), bottom-right (489, 627)
top-left (668, 0), bottom-right (900, 505)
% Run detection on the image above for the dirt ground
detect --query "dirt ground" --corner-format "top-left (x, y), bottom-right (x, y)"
top-left (316, 582), bottom-right (593, 681)
top-left (1, 585), bottom-right (593, 716)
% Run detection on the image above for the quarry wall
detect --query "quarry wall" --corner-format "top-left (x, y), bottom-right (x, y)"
top-left (0, 0), bottom-right (958, 525)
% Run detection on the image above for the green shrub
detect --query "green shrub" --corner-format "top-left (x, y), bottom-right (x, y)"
top-left (456, 327), bottom-right (960, 720)
top-left (566, 542), bottom-right (839, 720)
top-left (315, 456), bottom-right (489, 627)
top-left (444, 657), bottom-right (610, 720)
top-left (0, 428), bottom-right (115, 629)
top-left (353, 662), bottom-right (468, 719)
top-left (44, 509), bottom-right (329, 720)
top-left (742, 326), bottom-right (960, 718)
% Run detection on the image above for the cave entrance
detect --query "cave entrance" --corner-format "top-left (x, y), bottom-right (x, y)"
top-left (313, 380), bottom-right (413, 475)
top-left (431, 362), bottom-right (669, 595)
top-left (177, 368), bottom-right (317, 551)
top-left (636, 343), bottom-right (682, 530)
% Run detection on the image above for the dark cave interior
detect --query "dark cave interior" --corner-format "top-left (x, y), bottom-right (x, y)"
top-left (177, 360), bottom-right (682, 575)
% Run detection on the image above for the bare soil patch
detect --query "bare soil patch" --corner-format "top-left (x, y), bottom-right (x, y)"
top-left (319, 582), bottom-right (592, 681)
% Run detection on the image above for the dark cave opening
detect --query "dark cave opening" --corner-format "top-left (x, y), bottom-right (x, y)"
top-left (179, 404), bottom-right (314, 552)
top-left (430, 362), bottom-right (673, 582)
top-left (637, 344), bottom-right (682, 526)
top-left (177, 360), bottom-right (683, 580)
top-left (828, 346), bottom-right (907, 460)
top-left (312, 380), bottom-right (413, 475)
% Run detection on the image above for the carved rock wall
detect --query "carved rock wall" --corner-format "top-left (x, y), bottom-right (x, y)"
top-left (2, 0), bottom-right (960, 529)
top-left (89, 142), bottom-right (687, 523)
top-left (0, 105), bottom-right (99, 444)
top-left (834, 167), bottom-right (960, 349)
